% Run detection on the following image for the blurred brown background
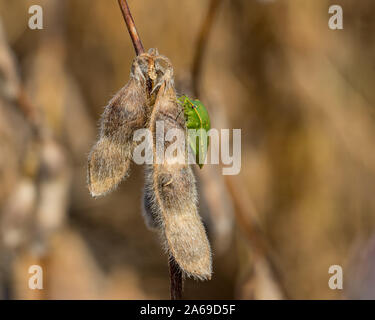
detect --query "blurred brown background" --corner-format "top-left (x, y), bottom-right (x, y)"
top-left (0, 0), bottom-right (375, 299)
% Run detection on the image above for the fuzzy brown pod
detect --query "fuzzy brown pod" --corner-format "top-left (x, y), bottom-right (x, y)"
top-left (142, 164), bottom-right (160, 230)
top-left (87, 54), bottom-right (153, 197)
top-left (144, 74), bottom-right (212, 281)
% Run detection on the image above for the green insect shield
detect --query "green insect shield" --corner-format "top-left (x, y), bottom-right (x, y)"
top-left (178, 95), bottom-right (211, 169)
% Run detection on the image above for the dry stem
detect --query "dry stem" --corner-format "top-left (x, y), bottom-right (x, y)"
top-left (118, 0), bottom-right (145, 55)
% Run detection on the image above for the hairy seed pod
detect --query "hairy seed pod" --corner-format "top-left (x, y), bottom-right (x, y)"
top-left (147, 75), bottom-right (212, 280)
top-left (142, 164), bottom-right (160, 230)
top-left (88, 54), bottom-right (152, 197)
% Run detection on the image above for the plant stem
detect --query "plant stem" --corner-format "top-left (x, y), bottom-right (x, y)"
top-left (169, 258), bottom-right (182, 300)
top-left (117, 0), bottom-right (145, 55)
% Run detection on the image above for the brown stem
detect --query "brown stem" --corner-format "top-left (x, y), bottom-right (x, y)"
top-left (224, 175), bottom-right (288, 298)
top-left (192, 0), bottom-right (222, 97)
top-left (117, 0), bottom-right (145, 55)
top-left (168, 258), bottom-right (183, 300)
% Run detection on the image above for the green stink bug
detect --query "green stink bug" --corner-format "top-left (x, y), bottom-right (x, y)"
top-left (178, 95), bottom-right (211, 168)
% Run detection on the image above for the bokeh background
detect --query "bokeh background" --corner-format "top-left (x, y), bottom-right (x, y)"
top-left (0, 0), bottom-right (375, 299)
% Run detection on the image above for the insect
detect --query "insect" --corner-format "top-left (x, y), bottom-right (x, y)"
top-left (178, 95), bottom-right (211, 169)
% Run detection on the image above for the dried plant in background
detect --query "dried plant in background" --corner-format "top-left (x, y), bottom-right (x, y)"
top-left (189, 0), bottom-right (286, 299)
top-left (0, 1), bottom-right (73, 298)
